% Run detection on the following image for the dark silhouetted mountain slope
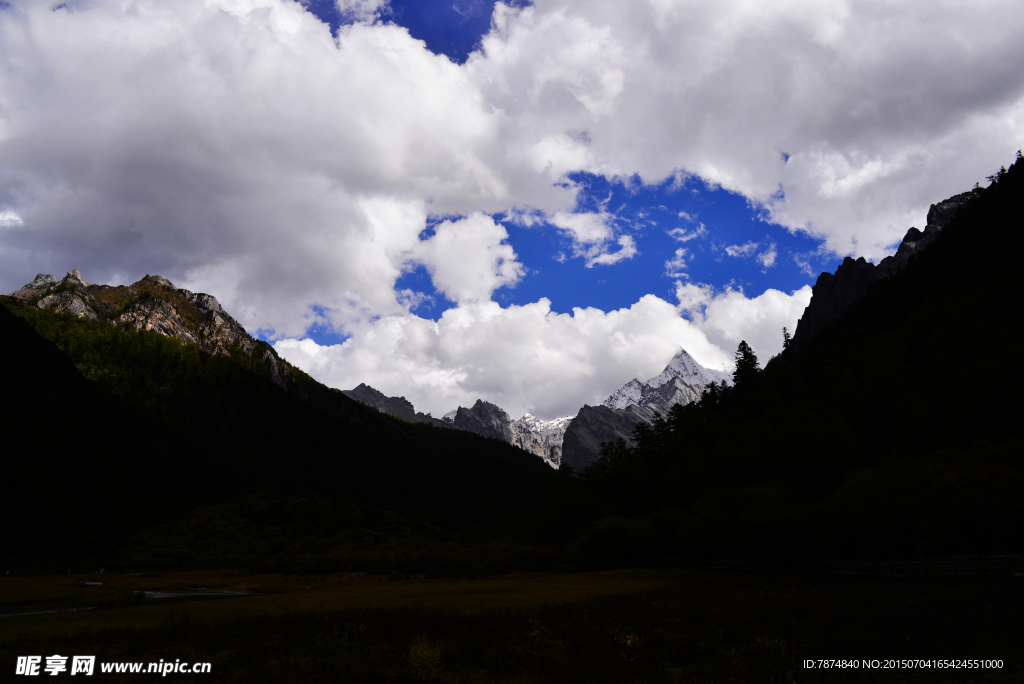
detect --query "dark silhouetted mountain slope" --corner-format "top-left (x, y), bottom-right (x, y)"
top-left (791, 189), bottom-right (979, 346)
top-left (0, 292), bottom-right (569, 571)
top-left (580, 156), bottom-right (1024, 563)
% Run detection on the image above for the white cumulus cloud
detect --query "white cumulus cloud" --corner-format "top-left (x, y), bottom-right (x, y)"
top-left (468, 0), bottom-right (1024, 259)
top-left (675, 281), bottom-right (813, 362)
top-left (411, 213), bottom-right (524, 303)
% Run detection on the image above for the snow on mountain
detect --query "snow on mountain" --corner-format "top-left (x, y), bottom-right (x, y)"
top-left (603, 347), bottom-right (729, 411)
top-left (511, 414), bottom-right (574, 469)
top-left (603, 379), bottom-right (645, 411)
top-left (439, 401), bottom-right (572, 469)
top-left (647, 348), bottom-right (725, 389)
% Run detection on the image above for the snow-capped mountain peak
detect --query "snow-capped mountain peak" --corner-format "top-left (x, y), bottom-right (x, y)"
top-left (602, 347), bottom-right (728, 411)
top-left (602, 378), bottom-right (645, 411)
top-left (647, 348), bottom-right (719, 389)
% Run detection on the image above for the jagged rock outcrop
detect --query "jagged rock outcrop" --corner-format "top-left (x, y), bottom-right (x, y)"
top-left (342, 383), bottom-right (446, 427)
top-left (11, 270), bottom-right (102, 319)
top-left (792, 189), bottom-right (981, 346)
top-left (562, 347), bottom-right (728, 470)
top-left (510, 414), bottom-right (573, 469)
top-left (35, 290), bottom-right (99, 319)
top-left (445, 400), bottom-right (516, 442)
top-left (17, 273), bottom-right (58, 292)
top-left (7, 269), bottom-right (300, 392)
top-left (445, 400), bottom-right (573, 467)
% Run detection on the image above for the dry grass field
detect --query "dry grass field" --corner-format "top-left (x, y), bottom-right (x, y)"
top-left (1, 569), bottom-right (1022, 683)
top-left (0, 568), bottom-right (676, 640)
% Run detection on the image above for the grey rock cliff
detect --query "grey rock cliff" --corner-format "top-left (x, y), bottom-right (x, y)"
top-left (561, 404), bottom-right (650, 471)
top-left (448, 400), bottom-right (516, 442)
top-left (447, 401), bottom-right (573, 468)
top-left (20, 273), bottom-right (57, 291)
top-left (509, 414), bottom-right (573, 469)
top-left (792, 190), bottom-right (979, 346)
top-left (11, 270), bottom-right (101, 319)
top-left (342, 383), bottom-right (446, 427)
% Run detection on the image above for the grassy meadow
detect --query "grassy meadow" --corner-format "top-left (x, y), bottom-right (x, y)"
top-left (0, 569), bottom-right (675, 639)
top-left (2, 569), bottom-right (1021, 683)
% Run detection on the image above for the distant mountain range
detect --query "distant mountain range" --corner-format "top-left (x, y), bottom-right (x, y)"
top-left (4, 188), bottom-right (971, 474)
top-left (344, 346), bottom-right (729, 470)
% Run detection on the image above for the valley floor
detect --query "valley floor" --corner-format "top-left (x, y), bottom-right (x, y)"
top-left (2, 569), bottom-right (1021, 683)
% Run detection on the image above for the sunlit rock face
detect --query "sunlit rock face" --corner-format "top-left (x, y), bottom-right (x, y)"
top-left (445, 401), bottom-right (575, 468)
top-left (510, 414), bottom-right (574, 469)
top-left (7, 270), bottom-right (300, 392)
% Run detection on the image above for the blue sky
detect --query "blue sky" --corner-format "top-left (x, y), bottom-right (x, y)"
top-left (394, 173), bottom-right (835, 324)
top-left (305, 0), bottom-right (508, 64)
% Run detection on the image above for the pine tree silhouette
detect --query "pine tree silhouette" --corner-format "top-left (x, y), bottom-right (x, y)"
top-left (732, 340), bottom-right (760, 385)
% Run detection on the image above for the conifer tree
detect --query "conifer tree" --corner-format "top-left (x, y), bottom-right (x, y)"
top-left (732, 340), bottom-right (760, 386)
top-left (782, 326), bottom-right (792, 349)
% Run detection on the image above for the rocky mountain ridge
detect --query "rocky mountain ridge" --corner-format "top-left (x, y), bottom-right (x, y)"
top-left (510, 414), bottom-right (574, 469)
top-left (792, 189), bottom-right (981, 346)
top-left (343, 392), bottom-right (573, 468)
top-left (603, 348), bottom-right (728, 409)
top-left (342, 383), bottom-right (447, 427)
top-left (345, 347), bottom-right (726, 471)
top-left (561, 348), bottom-right (728, 470)
top-left (442, 402), bottom-right (573, 470)
top-left (8, 269), bottom-right (301, 392)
